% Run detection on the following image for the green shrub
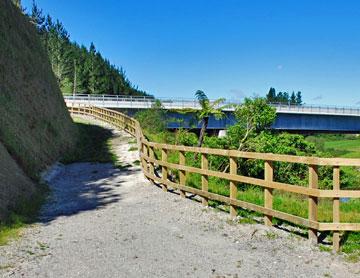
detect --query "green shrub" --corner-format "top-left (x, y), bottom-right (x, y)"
top-left (175, 129), bottom-right (198, 146)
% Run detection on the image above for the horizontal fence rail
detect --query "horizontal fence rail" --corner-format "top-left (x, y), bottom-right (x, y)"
top-left (68, 104), bottom-right (360, 251)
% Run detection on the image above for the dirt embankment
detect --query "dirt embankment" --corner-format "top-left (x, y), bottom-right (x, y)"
top-left (0, 0), bottom-right (76, 218)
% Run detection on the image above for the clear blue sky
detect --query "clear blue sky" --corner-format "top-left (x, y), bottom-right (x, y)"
top-left (23, 0), bottom-right (360, 105)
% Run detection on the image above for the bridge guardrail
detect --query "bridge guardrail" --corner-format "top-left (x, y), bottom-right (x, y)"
top-left (64, 95), bottom-right (360, 116)
top-left (68, 103), bottom-right (360, 252)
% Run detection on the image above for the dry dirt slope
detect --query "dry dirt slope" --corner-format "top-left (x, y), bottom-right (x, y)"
top-left (0, 0), bottom-right (76, 218)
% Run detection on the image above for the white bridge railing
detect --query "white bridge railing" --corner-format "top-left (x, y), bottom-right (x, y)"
top-left (64, 94), bottom-right (360, 116)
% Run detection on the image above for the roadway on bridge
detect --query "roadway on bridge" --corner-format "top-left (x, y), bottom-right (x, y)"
top-left (65, 95), bottom-right (360, 132)
top-left (0, 118), bottom-right (357, 278)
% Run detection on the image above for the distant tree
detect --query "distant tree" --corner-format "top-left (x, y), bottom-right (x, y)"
top-left (195, 90), bottom-right (228, 148)
top-left (296, 91), bottom-right (302, 105)
top-left (25, 2), bottom-right (150, 97)
top-left (87, 43), bottom-right (100, 94)
top-left (30, 1), bottom-right (45, 30)
top-left (267, 88), bottom-right (303, 105)
top-left (266, 87), bottom-right (276, 103)
top-left (277, 92), bottom-right (284, 103)
top-left (283, 92), bottom-right (290, 103)
top-left (290, 91), bottom-right (296, 104)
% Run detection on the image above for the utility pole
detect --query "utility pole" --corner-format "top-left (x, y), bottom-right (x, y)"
top-left (73, 59), bottom-right (77, 97)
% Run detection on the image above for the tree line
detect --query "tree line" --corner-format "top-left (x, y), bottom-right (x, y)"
top-left (19, 0), bottom-right (150, 96)
top-left (266, 87), bottom-right (302, 105)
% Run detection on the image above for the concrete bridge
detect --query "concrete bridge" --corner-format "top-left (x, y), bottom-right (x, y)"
top-left (64, 95), bottom-right (360, 133)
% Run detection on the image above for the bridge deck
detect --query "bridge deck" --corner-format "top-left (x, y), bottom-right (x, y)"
top-left (64, 95), bottom-right (360, 132)
top-left (64, 95), bottom-right (360, 117)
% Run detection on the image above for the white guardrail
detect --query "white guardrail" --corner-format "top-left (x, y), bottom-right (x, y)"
top-left (64, 94), bottom-right (360, 116)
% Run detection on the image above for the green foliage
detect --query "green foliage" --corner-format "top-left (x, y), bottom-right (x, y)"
top-left (235, 97), bottom-right (276, 132)
top-left (194, 90), bottom-right (230, 147)
top-left (28, 2), bottom-right (149, 96)
top-left (195, 90), bottom-right (227, 120)
top-left (230, 97), bottom-right (276, 150)
top-left (175, 129), bottom-right (198, 146)
top-left (342, 232), bottom-right (360, 261)
top-left (135, 100), bottom-right (167, 135)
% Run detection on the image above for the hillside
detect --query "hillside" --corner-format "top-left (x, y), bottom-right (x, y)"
top-left (0, 0), bottom-right (76, 218)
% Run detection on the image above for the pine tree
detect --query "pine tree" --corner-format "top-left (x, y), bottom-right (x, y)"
top-left (30, 1), bottom-right (45, 30)
top-left (296, 91), bottom-right (302, 105)
top-left (290, 91), bottom-right (296, 104)
top-left (282, 92), bottom-right (290, 104)
top-left (12, 0), bottom-right (22, 9)
top-left (266, 87), bottom-right (276, 103)
top-left (24, 4), bottom-right (150, 96)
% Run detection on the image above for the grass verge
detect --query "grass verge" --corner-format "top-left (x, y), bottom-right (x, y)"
top-left (61, 120), bottom-right (117, 164)
top-left (0, 183), bottom-right (49, 246)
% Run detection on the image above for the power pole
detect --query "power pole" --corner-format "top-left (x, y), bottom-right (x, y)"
top-left (73, 59), bottom-right (77, 97)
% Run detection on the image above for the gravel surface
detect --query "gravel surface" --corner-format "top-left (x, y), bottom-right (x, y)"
top-left (1, 119), bottom-right (359, 278)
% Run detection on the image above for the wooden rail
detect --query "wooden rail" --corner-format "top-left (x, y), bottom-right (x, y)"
top-left (69, 104), bottom-right (360, 252)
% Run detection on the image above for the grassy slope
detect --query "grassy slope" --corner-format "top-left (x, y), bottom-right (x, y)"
top-left (0, 0), bottom-right (76, 180)
top-left (319, 135), bottom-right (360, 257)
top-left (323, 138), bottom-right (360, 158)
top-left (0, 1), bottom-right (75, 242)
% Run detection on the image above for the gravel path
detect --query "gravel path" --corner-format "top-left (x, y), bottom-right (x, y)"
top-left (1, 120), bottom-right (359, 278)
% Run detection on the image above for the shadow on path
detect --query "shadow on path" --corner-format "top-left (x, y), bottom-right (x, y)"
top-left (40, 162), bottom-right (141, 224)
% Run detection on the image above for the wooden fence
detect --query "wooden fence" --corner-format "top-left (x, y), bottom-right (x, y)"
top-left (69, 104), bottom-right (360, 251)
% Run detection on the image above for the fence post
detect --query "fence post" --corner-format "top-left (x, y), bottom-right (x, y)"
top-left (201, 153), bottom-right (208, 206)
top-left (161, 149), bottom-right (168, 192)
top-left (179, 151), bottom-right (186, 198)
top-left (308, 165), bottom-right (319, 243)
top-left (149, 146), bottom-right (155, 179)
top-left (333, 166), bottom-right (341, 252)
top-left (229, 157), bottom-right (237, 218)
top-left (264, 160), bottom-right (274, 226)
top-left (142, 143), bottom-right (149, 174)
